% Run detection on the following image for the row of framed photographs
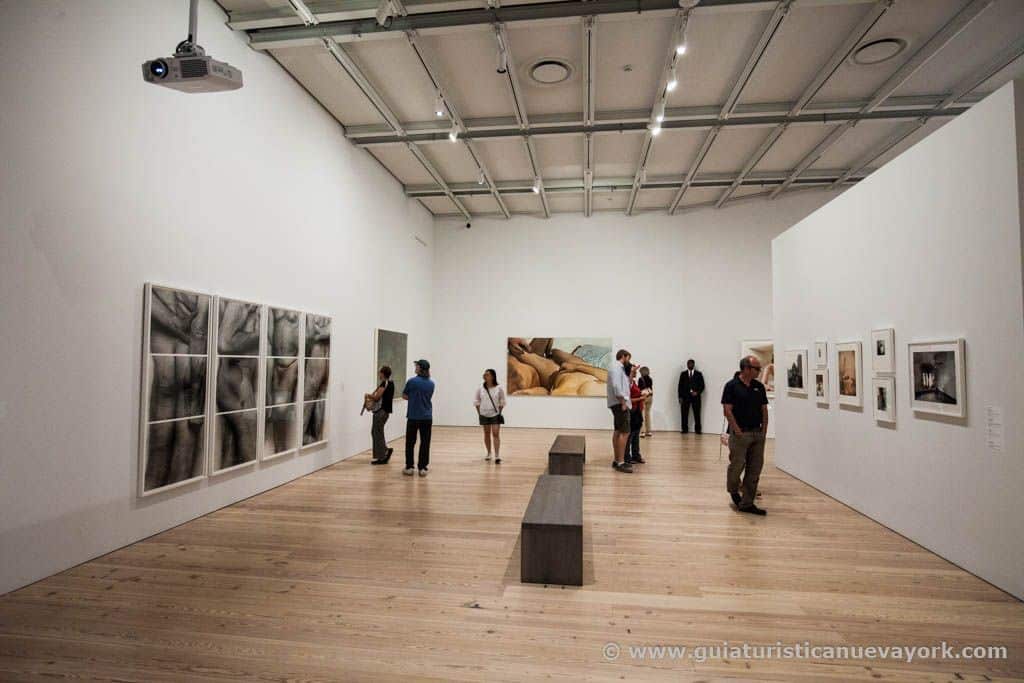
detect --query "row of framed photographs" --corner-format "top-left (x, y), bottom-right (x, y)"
top-left (785, 337), bottom-right (966, 422)
top-left (139, 283), bottom-right (332, 497)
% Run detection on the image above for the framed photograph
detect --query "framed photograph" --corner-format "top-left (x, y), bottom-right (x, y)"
top-left (375, 329), bottom-right (408, 392)
top-left (507, 337), bottom-right (612, 397)
top-left (740, 339), bottom-right (775, 397)
top-left (908, 339), bottom-right (966, 418)
top-left (813, 342), bottom-right (827, 368)
top-left (302, 313), bottom-right (331, 449)
top-left (784, 349), bottom-right (808, 396)
top-left (263, 306), bottom-right (302, 461)
top-left (873, 376), bottom-right (896, 423)
top-left (836, 341), bottom-right (862, 407)
top-left (813, 369), bottom-right (829, 406)
top-left (139, 283), bottom-right (212, 497)
top-left (211, 297), bottom-right (263, 475)
top-left (871, 328), bottom-right (895, 374)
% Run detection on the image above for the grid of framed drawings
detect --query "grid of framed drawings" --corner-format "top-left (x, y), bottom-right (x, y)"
top-left (139, 283), bottom-right (331, 497)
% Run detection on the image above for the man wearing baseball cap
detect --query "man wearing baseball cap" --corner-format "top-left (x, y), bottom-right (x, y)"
top-left (402, 359), bottom-right (435, 476)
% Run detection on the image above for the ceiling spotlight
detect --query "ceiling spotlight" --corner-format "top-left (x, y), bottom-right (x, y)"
top-left (532, 177), bottom-right (541, 194)
top-left (477, 169), bottom-right (486, 185)
top-left (666, 65), bottom-right (678, 92)
top-left (650, 123), bottom-right (662, 136)
top-left (434, 93), bottom-right (445, 117)
top-left (287, 0), bottom-right (319, 25)
top-left (375, 0), bottom-right (396, 27)
top-left (640, 168), bottom-right (648, 184)
top-left (675, 43), bottom-right (687, 56)
top-left (449, 125), bottom-right (459, 142)
top-left (655, 100), bottom-right (666, 123)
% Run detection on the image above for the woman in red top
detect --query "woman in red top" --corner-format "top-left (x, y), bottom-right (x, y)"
top-left (627, 364), bottom-right (646, 464)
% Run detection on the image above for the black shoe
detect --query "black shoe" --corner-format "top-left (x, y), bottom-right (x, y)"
top-left (386, 447), bottom-right (394, 458)
top-left (494, 457), bottom-right (501, 464)
top-left (632, 456), bottom-right (646, 464)
top-left (738, 504), bottom-right (767, 516)
top-left (730, 492), bottom-right (742, 505)
top-left (371, 458), bottom-right (386, 465)
top-left (681, 430), bottom-right (688, 434)
top-left (612, 461), bottom-right (633, 473)
top-left (695, 430), bottom-right (702, 435)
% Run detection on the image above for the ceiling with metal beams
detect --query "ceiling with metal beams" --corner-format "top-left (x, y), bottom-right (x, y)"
top-left (219, 0), bottom-right (1024, 219)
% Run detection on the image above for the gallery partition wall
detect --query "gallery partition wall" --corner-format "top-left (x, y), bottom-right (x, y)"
top-left (0, 0), bottom-right (434, 595)
top-left (772, 80), bottom-right (1024, 600)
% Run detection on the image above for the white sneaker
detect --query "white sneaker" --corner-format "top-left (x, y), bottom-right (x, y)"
top-left (403, 468), bottom-right (414, 476)
top-left (485, 453), bottom-right (492, 461)
top-left (418, 468), bottom-right (428, 477)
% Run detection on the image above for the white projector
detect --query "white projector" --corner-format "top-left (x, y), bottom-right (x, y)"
top-left (142, 54), bottom-right (243, 93)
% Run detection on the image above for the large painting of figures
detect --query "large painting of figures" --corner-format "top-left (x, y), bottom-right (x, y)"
top-left (211, 298), bottom-right (263, 474)
top-left (263, 306), bottom-right (301, 460)
top-left (740, 339), bottom-right (775, 396)
top-left (303, 313), bottom-right (331, 447)
top-left (909, 339), bottom-right (966, 418)
top-left (507, 337), bottom-right (611, 397)
top-left (140, 284), bottom-right (211, 496)
top-left (375, 328), bottom-right (408, 390)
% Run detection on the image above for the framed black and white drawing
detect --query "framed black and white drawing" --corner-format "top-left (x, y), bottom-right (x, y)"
top-left (139, 283), bottom-right (212, 496)
top-left (375, 328), bottom-right (409, 391)
top-left (814, 342), bottom-right (827, 368)
top-left (784, 349), bottom-right (808, 396)
top-left (813, 368), bottom-right (829, 406)
top-left (303, 313), bottom-right (331, 448)
top-left (211, 297), bottom-right (263, 475)
top-left (871, 328), bottom-right (895, 374)
top-left (909, 339), bottom-right (966, 418)
top-left (873, 376), bottom-right (896, 423)
top-left (836, 341), bottom-right (862, 407)
top-left (263, 306), bottom-right (302, 461)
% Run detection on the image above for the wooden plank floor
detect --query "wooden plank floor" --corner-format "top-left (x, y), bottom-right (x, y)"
top-left (1, 427), bottom-right (1022, 682)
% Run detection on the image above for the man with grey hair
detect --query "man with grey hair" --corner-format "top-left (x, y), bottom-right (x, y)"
top-left (721, 355), bottom-right (769, 515)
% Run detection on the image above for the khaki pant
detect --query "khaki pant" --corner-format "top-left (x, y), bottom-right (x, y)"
top-left (727, 430), bottom-right (766, 508)
top-left (642, 393), bottom-right (653, 434)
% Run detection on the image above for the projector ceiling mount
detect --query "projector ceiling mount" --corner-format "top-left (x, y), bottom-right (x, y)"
top-left (142, 0), bottom-right (243, 93)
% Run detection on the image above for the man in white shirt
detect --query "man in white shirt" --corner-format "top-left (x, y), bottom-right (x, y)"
top-left (606, 349), bottom-right (633, 473)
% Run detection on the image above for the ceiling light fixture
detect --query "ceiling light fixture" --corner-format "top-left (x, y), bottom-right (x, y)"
top-left (532, 177), bottom-right (540, 194)
top-left (495, 29), bottom-right (509, 74)
top-left (434, 92), bottom-right (445, 117)
top-left (477, 169), bottom-right (486, 185)
top-left (675, 43), bottom-right (686, 56)
top-left (666, 65), bottom-right (678, 92)
top-left (655, 100), bottom-right (666, 123)
top-left (375, 0), bottom-right (397, 27)
top-left (650, 123), bottom-right (662, 136)
top-left (449, 125), bottom-right (459, 142)
top-left (287, 0), bottom-right (318, 25)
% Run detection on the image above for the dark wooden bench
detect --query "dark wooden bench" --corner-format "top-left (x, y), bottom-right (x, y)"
top-left (521, 474), bottom-right (583, 586)
top-left (548, 434), bottom-right (586, 476)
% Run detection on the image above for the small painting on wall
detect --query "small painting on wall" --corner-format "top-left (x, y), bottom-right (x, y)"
top-left (909, 339), bottom-right (966, 418)
top-left (814, 341), bottom-right (827, 367)
top-left (873, 375), bottom-right (896, 423)
top-left (785, 349), bottom-right (807, 396)
top-left (836, 341), bottom-right (862, 407)
top-left (813, 369), bottom-right (829, 406)
top-left (871, 328), bottom-right (895, 374)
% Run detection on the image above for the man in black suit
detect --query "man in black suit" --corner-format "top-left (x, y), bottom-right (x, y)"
top-left (678, 359), bottom-right (705, 434)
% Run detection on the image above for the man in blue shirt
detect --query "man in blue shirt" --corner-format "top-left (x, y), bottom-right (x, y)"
top-left (402, 359), bottom-right (435, 476)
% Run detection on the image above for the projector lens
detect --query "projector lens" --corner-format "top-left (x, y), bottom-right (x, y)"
top-left (149, 60), bottom-right (168, 78)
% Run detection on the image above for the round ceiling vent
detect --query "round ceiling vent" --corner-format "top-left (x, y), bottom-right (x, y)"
top-left (852, 38), bottom-right (907, 65)
top-left (529, 58), bottom-right (573, 85)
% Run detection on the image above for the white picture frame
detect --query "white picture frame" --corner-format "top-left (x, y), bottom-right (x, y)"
top-left (871, 328), bottom-right (895, 374)
top-left (908, 339), bottom-right (966, 418)
top-left (813, 368), bottom-right (829, 406)
top-left (873, 375), bottom-right (896, 423)
top-left (836, 341), bottom-right (863, 407)
top-left (139, 283), bottom-right (213, 497)
top-left (784, 349), bottom-right (808, 396)
top-left (813, 341), bottom-right (827, 368)
top-left (741, 339), bottom-right (775, 397)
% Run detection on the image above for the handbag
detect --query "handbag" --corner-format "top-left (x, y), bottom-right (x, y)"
top-left (484, 386), bottom-right (505, 424)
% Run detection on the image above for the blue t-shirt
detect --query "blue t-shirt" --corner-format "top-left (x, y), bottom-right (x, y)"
top-left (403, 375), bottom-right (435, 420)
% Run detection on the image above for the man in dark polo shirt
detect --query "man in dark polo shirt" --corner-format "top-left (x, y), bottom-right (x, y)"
top-left (721, 355), bottom-right (770, 515)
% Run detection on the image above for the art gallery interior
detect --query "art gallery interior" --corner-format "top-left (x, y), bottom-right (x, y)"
top-left (2, 0), bottom-right (1024, 679)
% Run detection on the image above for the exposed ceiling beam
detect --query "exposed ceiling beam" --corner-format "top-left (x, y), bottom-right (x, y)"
top-left (245, 0), bottom-right (784, 49)
top-left (769, 0), bottom-right (994, 199)
top-left (582, 16), bottom-right (596, 217)
top-left (343, 94), bottom-right (984, 137)
top-left (626, 9), bottom-right (690, 216)
top-left (666, 0), bottom-right (793, 213)
top-left (495, 23), bottom-right (550, 217)
top-left (714, 0), bottom-right (892, 208)
top-left (405, 169), bottom-right (866, 197)
top-left (351, 106), bottom-right (967, 146)
top-left (406, 29), bottom-right (509, 217)
top-left (405, 142), bottom-right (473, 219)
top-left (827, 33), bottom-right (1024, 191)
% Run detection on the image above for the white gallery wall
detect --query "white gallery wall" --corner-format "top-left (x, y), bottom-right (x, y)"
top-left (0, 1), bottom-right (434, 594)
top-left (431, 192), bottom-right (836, 432)
top-left (772, 81), bottom-right (1024, 600)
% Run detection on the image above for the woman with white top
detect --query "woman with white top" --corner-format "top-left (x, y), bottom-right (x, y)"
top-left (474, 368), bottom-right (506, 464)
